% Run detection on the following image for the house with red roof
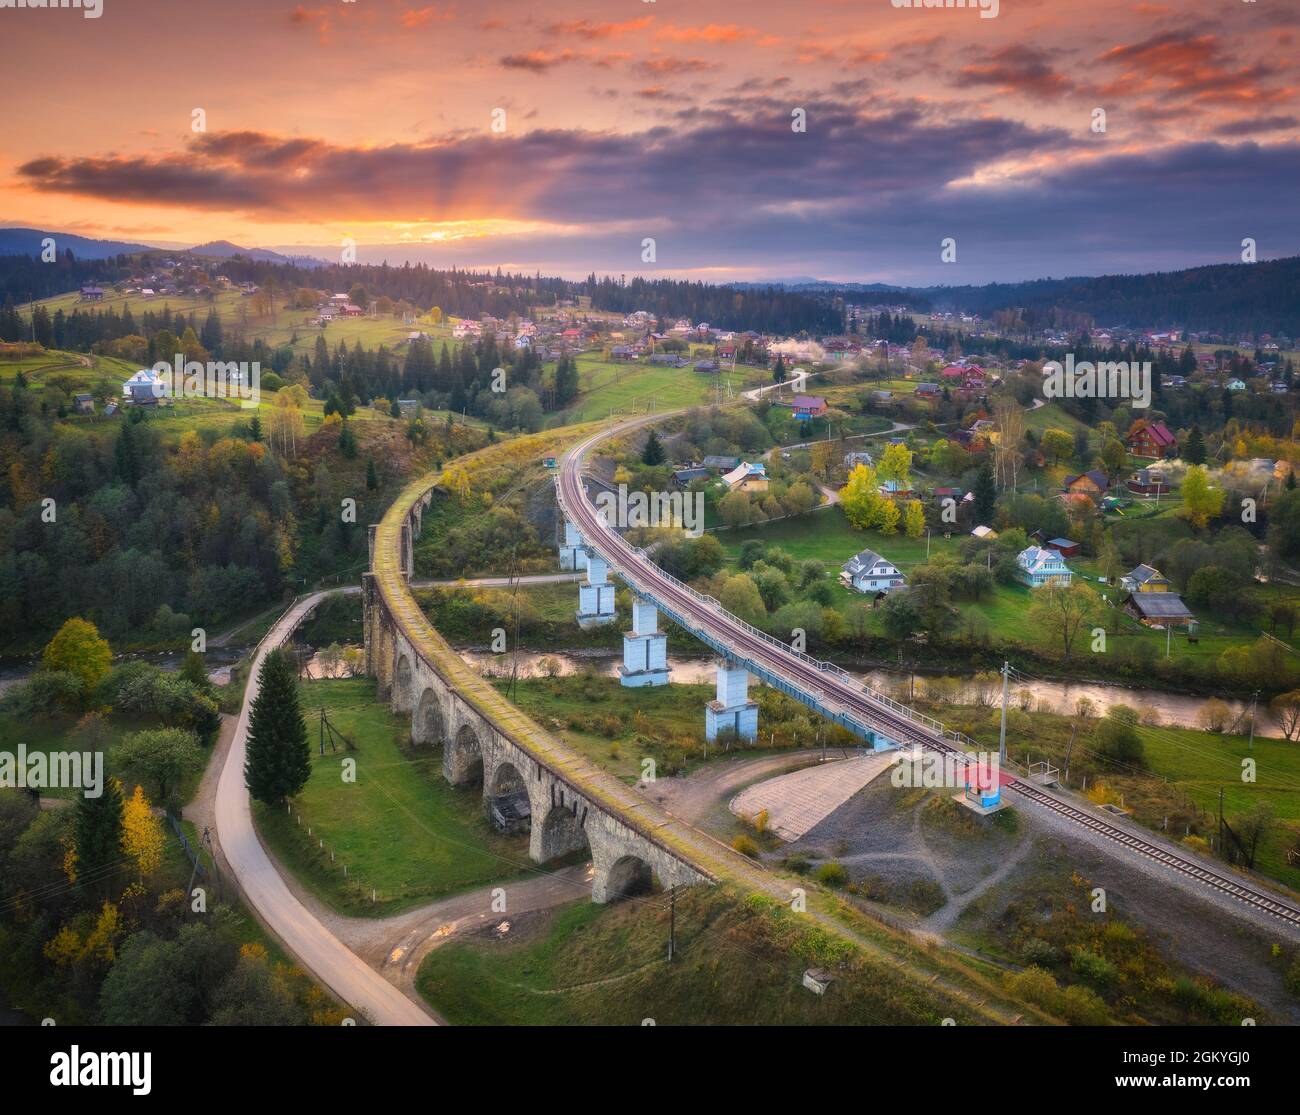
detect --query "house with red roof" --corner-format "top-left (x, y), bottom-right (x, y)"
top-left (1126, 419), bottom-right (1178, 459)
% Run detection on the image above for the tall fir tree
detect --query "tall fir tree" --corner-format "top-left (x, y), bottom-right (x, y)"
top-left (74, 776), bottom-right (124, 891)
top-left (244, 649), bottom-right (311, 805)
top-left (1184, 425), bottom-right (1206, 465)
top-left (641, 427), bottom-right (666, 466)
top-left (973, 460), bottom-right (997, 523)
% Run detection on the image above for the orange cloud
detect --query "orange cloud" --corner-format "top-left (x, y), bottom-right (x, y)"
top-left (545, 17), bottom-right (653, 40)
top-left (656, 23), bottom-right (757, 44)
top-left (400, 5), bottom-right (454, 30)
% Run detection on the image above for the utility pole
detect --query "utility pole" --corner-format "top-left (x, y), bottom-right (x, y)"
top-left (1062, 721), bottom-right (1078, 785)
top-left (1248, 690), bottom-right (1258, 751)
top-left (998, 660), bottom-right (1010, 764)
top-left (667, 885), bottom-right (677, 962)
top-left (1166, 621), bottom-right (1171, 660)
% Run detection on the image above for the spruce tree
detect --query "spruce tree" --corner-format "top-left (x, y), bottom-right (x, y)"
top-left (74, 776), bottom-right (124, 891)
top-left (1184, 425), bottom-right (1206, 465)
top-left (641, 428), bottom-right (665, 466)
top-left (244, 650), bottom-right (311, 805)
top-left (973, 460), bottom-right (997, 523)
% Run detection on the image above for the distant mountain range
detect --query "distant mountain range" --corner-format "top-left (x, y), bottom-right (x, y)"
top-left (0, 228), bottom-right (325, 267)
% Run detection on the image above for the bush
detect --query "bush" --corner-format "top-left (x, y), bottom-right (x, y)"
top-left (814, 862), bottom-right (848, 888)
top-left (1069, 946), bottom-right (1119, 989)
top-left (731, 834), bottom-right (760, 858)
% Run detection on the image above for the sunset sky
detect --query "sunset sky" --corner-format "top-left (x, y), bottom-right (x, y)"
top-left (3, 0), bottom-right (1298, 283)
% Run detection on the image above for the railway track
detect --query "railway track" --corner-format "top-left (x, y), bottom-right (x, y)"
top-left (559, 415), bottom-right (1300, 933)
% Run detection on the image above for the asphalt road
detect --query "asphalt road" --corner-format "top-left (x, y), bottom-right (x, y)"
top-left (213, 592), bottom-right (438, 1025)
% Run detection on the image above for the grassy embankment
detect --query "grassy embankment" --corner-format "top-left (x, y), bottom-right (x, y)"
top-left (252, 677), bottom-right (530, 916)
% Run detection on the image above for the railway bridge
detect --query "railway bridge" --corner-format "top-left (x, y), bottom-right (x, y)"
top-left (361, 474), bottom-right (715, 903)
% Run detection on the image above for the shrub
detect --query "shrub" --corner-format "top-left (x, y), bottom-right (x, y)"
top-left (731, 834), bottom-right (760, 858)
top-left (814, 862), bottom-right (848, 888)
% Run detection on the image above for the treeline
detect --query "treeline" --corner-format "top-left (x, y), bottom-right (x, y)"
top-left (582, 275), bottom-right (843, 335)
top-left (0, 252), bottom-right (125, 303)
top-left (903, 257), bottom-right (1300, 338)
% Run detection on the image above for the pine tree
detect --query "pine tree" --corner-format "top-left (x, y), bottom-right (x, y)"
top-left (641, 428), bottom-right (665, 466)
top-left (243, 650), bottom-right (311, 805)
top-left (1184, 425), bottom-right (1206, 465)
top-left (772, 354), bottom-right (787, 384)
top-left (366, 457), bottom-right (379, 490)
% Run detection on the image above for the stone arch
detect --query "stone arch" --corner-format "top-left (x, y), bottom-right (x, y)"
top-left (489, 760), bottom-right (527, 797)
top-left (603, 854), bottom-right (654, 902)
top-left (445, 722), bottom-right (484, 787)
top-left (393, 653), bottom-right (415, 713)
top-left (538, 801), bottom-right (589, 863)
top-left (412, 686), bottom-right (446, 746)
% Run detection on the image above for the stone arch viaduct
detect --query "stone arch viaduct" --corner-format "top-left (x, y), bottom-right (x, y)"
top-left (361, 472), bottom-right (716, 904)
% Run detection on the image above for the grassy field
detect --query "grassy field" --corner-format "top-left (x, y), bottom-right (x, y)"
top-left (252, 676), bottom-right (529, 915)
top-left (567, 357), bottom-right (768, 421)
top-left (26, 288), bottom-right (460, 360)
top-left (415, 884), bottom-right (1016, 1026)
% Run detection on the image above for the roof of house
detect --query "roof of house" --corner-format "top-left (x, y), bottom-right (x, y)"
top-left (1126, 592), bottom-right (1194, 619)
top-left (673, 467), bottom-right (710, 482)
top-left (843, 548), bottom-right (899, 576)
top-left (722, 461), bottom-right (767, 486)
top-left (1131, 420), bottom-right (1177, 447)
top-left (1047, 537), bottom-right (1079, 549)
top-left (1018, 545), bottom-right (1069, 573)
top-left (701, 455), bottom-right (739, 470)
top-left (1124, 563), bottom-right (1168, 584)
top-left (790, 394), bottom-right (825, 409)
top-left (1065, 470), bottom-right (1109, 489)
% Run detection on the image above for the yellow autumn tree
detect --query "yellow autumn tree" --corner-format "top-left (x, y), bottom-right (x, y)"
top-left (903, 499), bottom-right (926, 538)
top-left (122, 784), bottom-right (165, 880)
top-left (42, 617), bottom-right (112, 690)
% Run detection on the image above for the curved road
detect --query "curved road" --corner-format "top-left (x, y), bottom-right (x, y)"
top-left (214, 592), bottom-right (436, 1025)
top-left (559, 415), bottom-right (1300, 934)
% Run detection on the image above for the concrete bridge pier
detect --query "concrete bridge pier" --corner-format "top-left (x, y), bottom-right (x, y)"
top-left (619, 598), bottom-right (669, 687)
top-left (706, 661), bottom-right (758, 742)
top-left (558, 520), bottom-right (588, 571)
top-left (576, 553), bottom-right (616, 628)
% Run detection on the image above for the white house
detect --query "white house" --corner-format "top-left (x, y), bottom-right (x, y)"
top-left (840, 548), bottom-right (906, 594)
top-left (122, 368), bottom-right (165, 405)
top-left (1017, 546), bottom-right (1073, 588)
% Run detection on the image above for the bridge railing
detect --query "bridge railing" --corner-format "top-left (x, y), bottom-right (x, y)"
top-left (557, 471), bottom-right (949, 741)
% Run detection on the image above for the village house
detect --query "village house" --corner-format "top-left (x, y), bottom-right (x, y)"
top-left (1120, 564), bottom-right (1172, 593)
top-left (1124, 591), bottom-right (1196, 630)
top-left (671, 465), bottom-right (710, 488)
top-left (1127, 467), bottom-right (1168, 496)
top-left (971, 525), bottom-right (998, 540)
top-left (914, 382), bottom-right (941, 398)
top-left (844, 450), bottom-right (874, 470)
top-left (73, 393), bottom-right (95, 415)
top-left (878, 479), bottom-right (914, 500)
top-left (79, 285), bottom-right (105, 302)
top-left (1041, 537), bottom-right (1081, 559)
top-left (1063, 469), bottom-right (1110, 502)
top-left (1126, 419), bottom-right (1178, 459)
top-left (722, 461), bottom-right (769, 493)
top-left (701, 455), bottom-right (739, 472)
top-left (781, 394), bottom-right (828, 420)
top-left (1017, 545), bottom-right (1073, 588)
top-left (840, 548), bottom-right (906, 596)
top-left (121, 369), bottom-right (165, 406)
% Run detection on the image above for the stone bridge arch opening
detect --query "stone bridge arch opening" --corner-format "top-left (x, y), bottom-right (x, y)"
top-left (413, 687), bottom-right (446, 747)
top-left (445, 723), bottom-right (483, 788)
top-left (488, 761), bottom-right (531, 835)
top-left (604, 854), bottom-right (654, 902)
top-left (393, 654), bottom-right (414, 713)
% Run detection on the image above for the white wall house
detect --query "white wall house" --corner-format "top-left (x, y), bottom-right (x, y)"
top-left (1017, 546), bottom-right (1073, 588)
top-left (841, 548), bottom-right (905, 594)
